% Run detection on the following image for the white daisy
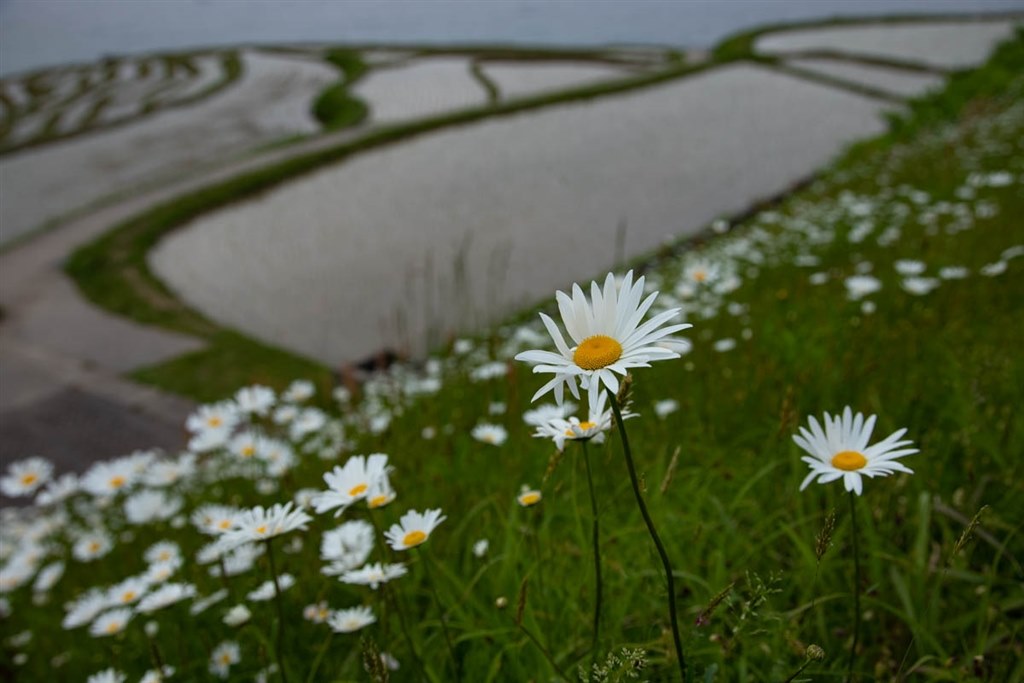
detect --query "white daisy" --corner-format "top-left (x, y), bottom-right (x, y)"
top-left (0, 457), bottom-right (53, 497)
top-left (228, 431), bottom-right (261, 460)
top-left (223, 604), bottom-right (252, 626)
top-left (340, 562), bottom-right (407, 590)
top-left (217, 503), bottom-right (312, 550)
top-left (32, 561), bottom-right (65, 593)
top-left (304, 601), bottom-right (331, 623)
top-left (384, 509), bottom-right (446, 551)
top-left (191, 504), bottom-right (243, 536)
top-left (62, 588), bottom-right (108, 629)
top-left (654, 399), bottom-right (679, 419)
top-left (327, 605), bottom-right (376, 633)
top-left (471, 423), bottom-right (508, 446)
top-left (106, 576), bottom-right (150, 607)
top-left (86, 669), bottom-right (127, 683)
top-left (282, 379), bottom-right (316, 403)
top-left (517, 486), bottom-right (542, 507)
top-left (136, 583), bottom-right (197, 613)
top-left (72, 531), bottom-right (114, 562)
top-left (209, 640), bottom-right (241, 679)
top-left (139, 666), bottom-right (175, 683)
top-left (515, 270), bottom-right (690, 412)
top-left (894, 259), bottom-right (926, 275)
top-left (186, 401), bottom-right (240, 435)
top-left (320, 520), bottom-right (374, 574)
top-left (532, 392), bottom-right (620, 451)
top-left (124, 490), bottom-right (183, 525)
top-left (189, 589), bottom-right (228, 616)
top-left (80, 459), bottom-right (140, 497)
top-left (901, 277), bottom-right (940, 296)
top-left (34, 472), bottom-right (79, 506)
top-left (247, 574), bottom-right (295, 601)
top-left (794, 407), bottom-right (918, 496)
top-left (313, 454), bottom-right (390, 517)
top-left (844, 275), bottom-right (882, 301)
top-left (144, 541), bottom-right (181, 566)
top-left (90, 607), bottom-right (133, 637)
top-left (235, 385), bottom-right (276, 416)
top-left (522, 402), bottom-right (577, 427)
top-left (472, 539), bottom-right (489, 558)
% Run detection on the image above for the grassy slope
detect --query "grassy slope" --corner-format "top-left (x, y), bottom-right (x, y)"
top-left (7, 30), bottom-right (1022, 683)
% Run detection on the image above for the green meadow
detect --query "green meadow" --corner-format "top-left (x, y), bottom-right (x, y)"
top-left (2, 28), bottom-right (1023, 683)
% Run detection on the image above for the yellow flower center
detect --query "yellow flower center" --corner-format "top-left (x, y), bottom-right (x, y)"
top-left (218, 519), bottom-right (232, 530)
top-left (105, 621), bottom-right (121, 634)
top-left (241, 445), bottom-right (255, 457)
top-left (519, 492), bottom-right (541, 506)
top-left (109, 475), bottom-right (126, 489)
top-left (369, 495), bottom-right (389, 508)
top-left (208, 416), bottom-right (222, 428)
top-left (255, 525), bottom-right (268, 535)
top-left (693, 270), bottom-right (707, 282)
top-left (220, 654), bottom-right (232, 665)
top-left (88, 541), bottom-right (101, 553)
top-left (349, 483), bottom-right (368, 497)
top-left (402, 530), bottom-right (427, 547)
top-left (20, 473), bottom-right (38, 486)
top-left (566, 420), bottom-right (598, 436)
top-left (121, 591), bottom-right (136, 603)
top-left (573, 335), bottom-right (623, 371)
top-left (831, 450), bottom-right (868, 471)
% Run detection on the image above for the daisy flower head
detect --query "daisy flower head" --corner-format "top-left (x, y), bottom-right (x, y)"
top-left (384, 509), bottom-right (446, 551)
top-left (282, 379), bottom-right (316, 403)
top-left (234, 384), bottom-right (276, 416)
top-left (191, 504), bottom-right (242, 536)
top-left (1, 457), bottom-right (53, 497)
top-left (313, 454), bottom-right (390, 516)
top-left (533, 391), bottom-right (626, 451)
top-left (517, 485), bottom-right (542, 507)
top-left (515, 271), bottom-right (691, 412)
top-left (794, 407), bottom-right (918, 496)
top-left (304, 601), bottom-right (331, 623)
top-left (90, 607), bottom-right (133, 637)
top-left (136, 582), bottom-right (197, 613)
top-left (86, 669), bottom-right (127, 683)
top-left (471, 423), bottom-right (508, 446)
top-left (80, 458), bottom-right (140, 497)
top-left (218, 502), bottom-right (312, 550)
top-left (327, 605), bottom-right (376, 633)
top-left (209, 640), bottom-right (241, 679)
top-left (340, 562), bottom-right (408, 590)
top-left (72, 530), bottom-right (114, 562)
top-left (185, 401), bottom-right (240, 436)
top-left (320, 520), bottom-right (375, 574)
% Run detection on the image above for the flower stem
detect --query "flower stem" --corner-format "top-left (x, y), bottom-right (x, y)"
top-left (581, 439), bottom-right (603, 670)
top-left (420, 548), bottom-right (460, 681)
top-left (607, 389), bottom-right (686, 682)
top-left (265, 539), bottom-right (290, 683)
top-left (848, 491), bottom-right (861, 682)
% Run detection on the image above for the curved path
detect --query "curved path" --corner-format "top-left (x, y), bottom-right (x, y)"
top-left (0, 17), bottom-right (1018, 464)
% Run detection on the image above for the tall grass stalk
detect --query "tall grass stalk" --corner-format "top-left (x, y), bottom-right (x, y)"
top-left (581, 439), bottom-right (603, 669)
top-left (607, 388), bottom-right (686, 681)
